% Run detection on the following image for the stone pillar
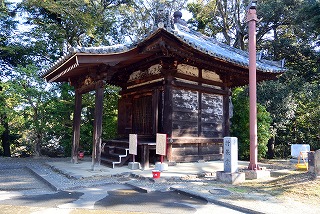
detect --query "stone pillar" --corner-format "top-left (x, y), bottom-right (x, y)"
top-left (216, 137), bottom-right (245, 184)
top-left (309, 150), bottom-right (320, 177)
top-left (223, 137), bottom-right (238, 173)
top-left (315, 150), bottom-right (320, 176)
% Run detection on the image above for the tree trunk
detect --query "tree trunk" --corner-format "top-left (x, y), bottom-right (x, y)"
top-left (34, 133), bottom-right (41, 157)
top-left (1, 115), bottom-right (11, 157)
top-left (267, 137), bottom-right (275, 159)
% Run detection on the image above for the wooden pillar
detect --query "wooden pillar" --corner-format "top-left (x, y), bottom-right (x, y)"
top-left (247, 6), bottom-right (259, 170)
top-left (141, 144), bottom-right (149, 169)
top-left (91, 81), bottom-right (104, 170)
top-left (163, 75), bottom-right (173, 161)
top-left (223, 90), bottom-right (231, 137)
top-left (71, 90), bottom-right (82, 163)
top-left (161, 57), bottom-right (177, 162)
top-left (198, 68), bottom-right (202, 138)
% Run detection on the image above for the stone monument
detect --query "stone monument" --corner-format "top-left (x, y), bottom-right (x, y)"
top-left (216, 137), bottom-right (245, 184)
top-left (308, 150), bottom-right (320, 177)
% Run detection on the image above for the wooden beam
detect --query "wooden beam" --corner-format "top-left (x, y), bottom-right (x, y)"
top-left (172, 79), bottom-right (230, 96)
top-left (71, 90), bottom-right (82, 163)
top-left (120, 81), bottom-right (163, 96)
top-left (91, 81), bottom-right (105, 170)
top-left (175, 72), bottom-right (225, 87)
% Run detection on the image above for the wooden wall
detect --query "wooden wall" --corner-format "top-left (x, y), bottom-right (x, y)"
top-left (117, 62), bottom-right (228, 162)
top-left (171, 88), bottom-right (224, 138)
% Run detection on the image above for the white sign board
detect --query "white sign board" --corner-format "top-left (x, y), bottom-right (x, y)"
top-left (129, 134), bottom-right (137, 155)
top-left (291, 144), bottom-right (310, 158)
top-left (156, 133), bottom-right (167, 155)
top-left (223, 137), bottom-right (238, 173)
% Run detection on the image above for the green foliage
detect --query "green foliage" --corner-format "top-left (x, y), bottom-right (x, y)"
top-left (187, 0), bottom-right (320, 158)
top-left (187, 0), bottom-right (247, 49)
top-left (1, 0), bottom-right (319, 160)
top-left (113, 0), bottom-right (187, 43)
top-left (231, 87), bottom-right (272, 160)
top-left (42, 83), bottom-right (74, 156)
top-left (103, 85), bottom-right (120, 140)
top-left (5, 64), bottom-right (52, 156)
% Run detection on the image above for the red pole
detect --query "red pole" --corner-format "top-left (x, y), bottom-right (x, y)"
top-left (247, 7), bottom-right (260, 170)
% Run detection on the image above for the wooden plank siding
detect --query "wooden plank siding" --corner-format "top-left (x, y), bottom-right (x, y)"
top-left (171, 89), bottom-right (224, 139)
top-left (116, 63), bottom-right (228, 162)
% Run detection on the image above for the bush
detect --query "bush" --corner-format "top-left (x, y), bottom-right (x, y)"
top-left (231, 87), bottom-right (272, 160)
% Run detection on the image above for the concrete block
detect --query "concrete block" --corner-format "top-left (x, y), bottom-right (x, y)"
top-left (244, 170), bottom-right (270, 180)
top-left (155, 162), bottom-right (168, 171)
top-left (216, 171), bottom-right (245, 184)
top-left (168, 161), bottom-right (177, 166)
top-left (128, 162), bottom-right (141, 170)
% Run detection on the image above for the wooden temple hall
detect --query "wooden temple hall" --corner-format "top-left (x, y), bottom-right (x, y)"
top-left (42, 9), bottom-right (284, 168)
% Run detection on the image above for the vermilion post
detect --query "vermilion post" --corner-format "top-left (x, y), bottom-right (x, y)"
top-left (247, 6), bottom-right (260, 170)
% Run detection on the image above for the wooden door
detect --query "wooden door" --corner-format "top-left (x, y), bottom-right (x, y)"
top-left (132, 95), bottom-right (153, 135)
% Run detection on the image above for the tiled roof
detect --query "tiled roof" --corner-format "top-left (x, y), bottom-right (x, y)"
top-left (171, 24), bottom-right (284, 73)
top-left (42, 23), bottom-right (284, 78)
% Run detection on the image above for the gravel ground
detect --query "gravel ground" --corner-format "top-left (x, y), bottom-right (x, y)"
top-left (1, 157), bottom-right (320, 214)
top-left (0, 157), bottom-right (125, 193)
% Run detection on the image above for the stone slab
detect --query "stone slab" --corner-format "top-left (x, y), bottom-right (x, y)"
top-left (155, 162), bottom-right (168, 171)
top-left (128, 162), bottom-right (141, 170)
top-left (216, 171), bottom-right (245, 184)
top-left (244, 170), bottom-right (270, 180)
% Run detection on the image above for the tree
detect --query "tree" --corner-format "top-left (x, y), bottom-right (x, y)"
top-left (187, 0), bottom-right (248, 49)
top-left (5, 65), bottom-right (52, 156)
top-left (256, 0), bottom-right (320, 157)
top-left (0, 81), bottom-right (11, 156)
top-left (112, 0), bottom-right (187, 43)
top-left (187, 0), bottom-right (320, 158)
top-left (0, 0), bottom-right (17, 156)
top-left (231, 87), bottom-right (272, 160)
top-left (41, 83), bottom-right (74, 156)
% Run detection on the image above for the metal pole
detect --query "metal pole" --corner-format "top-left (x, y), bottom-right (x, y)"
top-left (247, 6), bottom-right (260, 170)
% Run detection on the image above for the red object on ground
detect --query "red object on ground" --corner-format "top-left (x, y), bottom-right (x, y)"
top-left (78, 152), bottom-right (84, 159)
top-left (152, 170), bottom-right (161, 179)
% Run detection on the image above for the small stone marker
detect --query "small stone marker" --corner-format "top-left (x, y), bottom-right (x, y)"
top-left (223, 137), bottom-right (238, 173)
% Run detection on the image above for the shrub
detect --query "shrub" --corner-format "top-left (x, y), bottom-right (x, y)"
top-left (231, 87), bottom-right (272, 160)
